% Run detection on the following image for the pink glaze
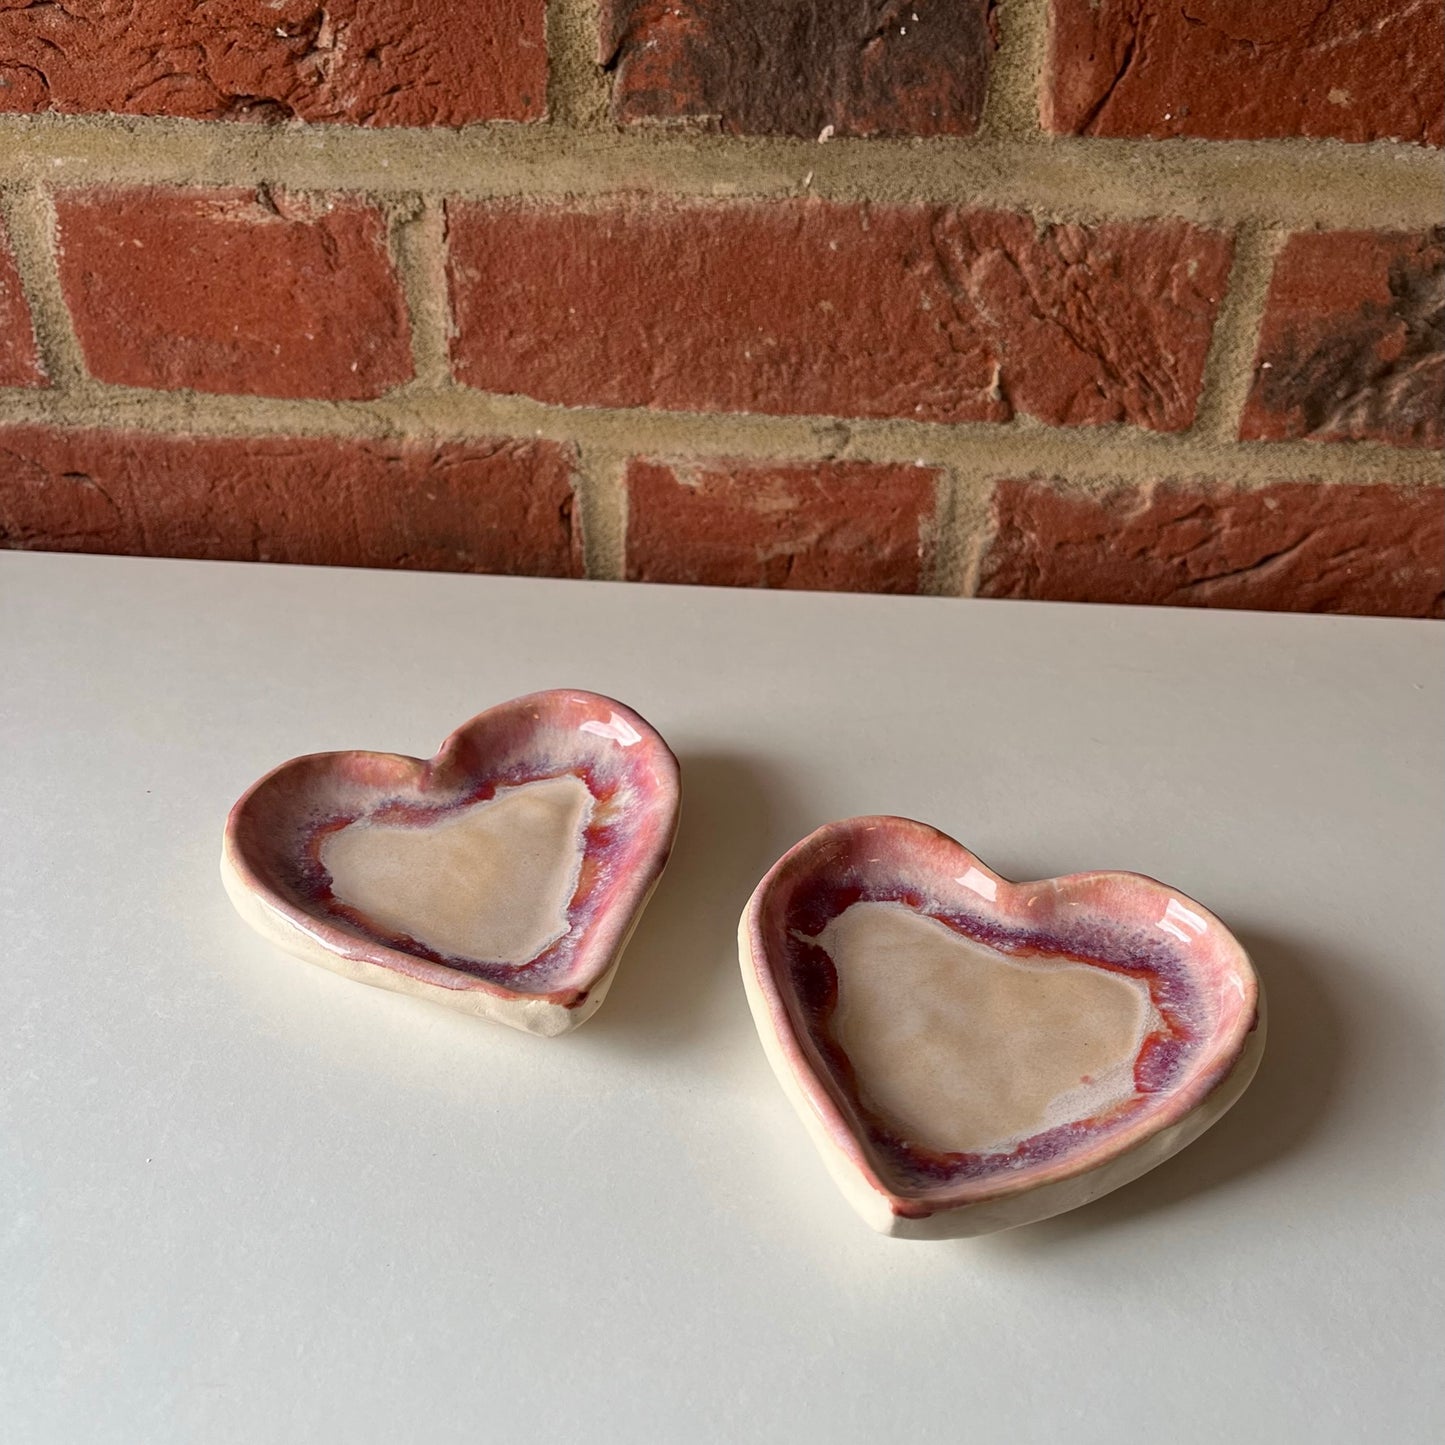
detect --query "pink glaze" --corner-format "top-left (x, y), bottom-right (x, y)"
top-left (224, 691), bottom-right (680, 1016)
top-left (742, 817), bottom-right (1261, 1222)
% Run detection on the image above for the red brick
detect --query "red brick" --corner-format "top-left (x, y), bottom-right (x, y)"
top-left (624, 456), bottom-right (937, 592)
top-left (0, 427), bottom-right (581, 576)
top-left (55, 188), bottom-right (413, 400)
top-left (0, 1), bottom-right (545, 125)
top-left (602, 0), bottom-right (996, 138)
top-left (979, 479), bottom-right (1445, 618)
top-left (1046, 0), bottom-right (1443, 144)
top-left (0, 217), bottom-right (44, 387)
top-left (448, 199), bottom-right (1230, 431)
top-left (1241, 230), bottom-right (1444, 450)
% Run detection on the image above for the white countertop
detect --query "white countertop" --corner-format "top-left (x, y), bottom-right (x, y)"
top-left (3, 551), bottom-right (1441, 1443)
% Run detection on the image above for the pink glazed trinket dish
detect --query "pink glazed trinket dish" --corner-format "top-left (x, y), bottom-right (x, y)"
top-left (222, 691), bottom-right (680, 1037)
top-left (740, 817), bottom-right (1264, 1237)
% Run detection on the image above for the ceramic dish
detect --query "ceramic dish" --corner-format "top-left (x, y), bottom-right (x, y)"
top-left (223, 690), bottom-right (680, 1036)
top-left (740, 817), bottom-right (1264, 1237)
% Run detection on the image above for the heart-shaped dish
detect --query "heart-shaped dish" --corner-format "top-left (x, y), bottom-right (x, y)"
top-left (740, 817), bottom-right (1264, 1237)
top-left (222, 690), bottom-right (680, 1036)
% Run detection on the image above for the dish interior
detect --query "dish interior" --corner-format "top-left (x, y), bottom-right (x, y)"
top-left (228, 695), bottom-right (679, 998)
top-left (322, 775), bottom-right (595, 967)
top-left (827, 902), bottom-right (1157, 1155)
top-left (760, 825), bottom-right (1256, 1201)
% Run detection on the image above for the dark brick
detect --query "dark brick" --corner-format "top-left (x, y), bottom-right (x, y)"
top-left (979, 478), bottom-right (1445, 617)
top-left (55, 187), bottom-right (413, 400)
top-left (602, 0), bottom-right (997, 138)
top-left (448, 198), bottom-right (1231, 431)
top-left (624, 456), bottom-right (938, 591)
top-left (1046, 0), bottom-right (1443, 145)
top-left (1241, 229), bottom-right (1444, 450)
top-left (0, 1), bottom-right (546, 126)
top-left (0, 427), bottom-right (582, 576)
top-left (0, 216), bottom-right (44, 387)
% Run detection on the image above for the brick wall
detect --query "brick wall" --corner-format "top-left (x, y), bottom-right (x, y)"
top-left (1, 1), bottom-right (1441, 616)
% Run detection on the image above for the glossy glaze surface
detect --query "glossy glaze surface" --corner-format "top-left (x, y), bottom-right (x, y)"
top-left (223, 691), bottom-right (680, 1034)
top-left (323, 775), bottom-right (594, 966)
top-left (742, 816), bottom-right (1262, 1234)
top-left (827, 902), bottom-right (1154, 1154)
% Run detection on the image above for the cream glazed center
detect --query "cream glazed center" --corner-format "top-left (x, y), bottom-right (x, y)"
top-left (321, 774), bottom-right (595, 964)
top-left (822, 901), bottom-right (1156, 1153)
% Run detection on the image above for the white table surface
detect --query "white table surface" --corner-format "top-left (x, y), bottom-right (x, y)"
top-left (2, 550), bottom-right (1442, 1444)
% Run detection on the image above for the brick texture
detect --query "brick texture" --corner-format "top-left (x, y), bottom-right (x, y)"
top-left (55, 187), bottom-right (413, 400)
top-left (1047, 0), bottom-right (1444, 145)
top-left (602, 0), bottom-right (997, 138)
top-left (624, 456), bottom-right (937, 591)
top-left (0, 216), bottom-right (44, 387)
top-left (449, 200), bottom-right (1231, 431)
top-left (0, 427), bottom-right (581, 576)
top-left (980, 479), bottom-right (1445, 617)
top-left (0, 1), bottom-right (546, 126)
top-left (0, 4), bottom-right (1437, 620)
top-left (1241, 229), bottom-right (1444, 450)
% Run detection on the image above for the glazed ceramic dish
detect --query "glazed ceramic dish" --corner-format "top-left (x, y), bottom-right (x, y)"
top-left (740, 817), bottom-right (1264, 1237)
top-left (222, 691), bottom-right (680, 1036)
